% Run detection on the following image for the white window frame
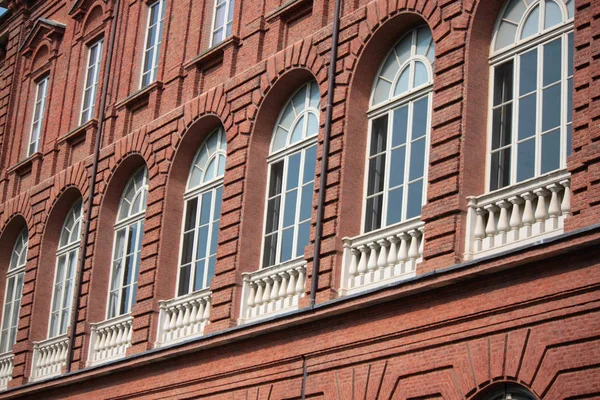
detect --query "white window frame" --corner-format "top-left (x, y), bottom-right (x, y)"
top-left (486, 0), bottom-right (574, 192)
top-left (47, 200), bottom-right (83, 339)
top-left (0, 228), bottom-right (27, 354)
top-left (209, 0), bottom-right (234, 47)
top-left (106, 168), bottom-right (148, 319)
top-left (27, 76), bottom-right (50, 157)
top-left (175, 128), bottom-right (226, 297)
top-left (79, 39), bottom-right (104, 126)
top-left (260, 83), bottom-right (319, 269)
top-left (362, 27), bottom-right (434, 234)
top-left (140, 0), bottom-right (166, 89)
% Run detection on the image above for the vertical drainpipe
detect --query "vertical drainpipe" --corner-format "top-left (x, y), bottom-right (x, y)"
top-left (310, 0), bottom-right (342, 308)
top-left (66, 0), bottom-right (121, 373)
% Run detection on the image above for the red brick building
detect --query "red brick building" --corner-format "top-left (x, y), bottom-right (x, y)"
top-left (0, 0), bottom-right (598, 398)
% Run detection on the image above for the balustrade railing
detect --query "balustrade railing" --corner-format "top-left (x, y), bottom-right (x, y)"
top-left (240, 259), bottom-right (307, 323)
top-left (340, 219), bottom-right (424, 296)
top-left (157, 289), bottom-right (211, 347)
top-left (464, 170), bottom-right (571, 260)
top-left (30, 334), bottom-right (69, 381)
top-left (0, 352), bottom-right (12, 390)
top-left (88, 314), bottom-right (133, 366)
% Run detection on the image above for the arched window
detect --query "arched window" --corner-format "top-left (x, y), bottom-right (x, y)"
top-left (489, 0), bottom-right (574, 191)
top-left (107, 167), bottom-right (148, 319)
top-left (177, 128), bottom-right (226, 296)
top-left (365, 26), bottom-right (434, 232)
top-left (0, 228), bottom-right (27, 353)
top-left (262, 81), bottom-right (320, 268)
top-left (48, 199), bottom-right (83, 338)
top-left (480, 383), bottom-right (537, 400)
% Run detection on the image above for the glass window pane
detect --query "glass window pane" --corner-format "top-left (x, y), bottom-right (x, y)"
top-left (373, 80), bottom-right (391, 105)
top-left (370, 115), bottom-right (388, 156)
top-left (495, 22), bottom-right (517, 51)
top-left (269, 161), bottom-right (284, 197)
top-left (567, 124), bottom-right (572, 156)
top-left (518, 93), bottom-right (536, 140)
top-left (300, 183), bottom-right (313, 221)
top-left (283, 189), bottom-right (298, 228)
top-left (296, 221), bottom-right (310, 258)
top-left (504, 0), bottom-right (526, 23)
top-left (544, 1), bottom-right (563, 30)
top-left (394, 67), bottom-right (410, 97)
top-left (519, 48), bottom-right (538, 95)
top-left (542, 84), bottom-right (561, 132)
top-left (196, 226), bottom-right (209, 259)
top-left (309, 82), bottom-right (320, 109)
top-left (290, 116), bottom-right (305, 144)
top-left (194, 260), bottom-right (206, 291)
top-left (389, 147), bottom-right (406, 188)
top-left (543, 38), bottom-right (562, 86)
top-left (541, 128), bottom-right (561, 173)
top-left (262, 234), bottom-right (277, 268)
top-left (406, 180), bottom-right (424, 219)
top-left (365, 195), bottom-right (383, 232)
top-left (413, 61), bottom-right (429, 87)
top-left (568, 33), bottom-right (573, 75)
top-left (490, 149), bottom-right (511, 191)
top-left (520, 6), bottom-right (540, 40)
top-left (394, 34), bottom-right (411, 64)
top-left (214, 186), bottom-right (223, 219)
top-left (200, 191), bottom-right (213, 225)
top-left (184, 198), bottom-right (198, 231)
top-left (303, 145), bottom-right (317, 184)
top-left (286, 153), bottom-right (301, 190)
top-left (215, 4), bottom-right (226, 28)
top-left (181, 231), bottom-right (194, 265)
top-left (291, 88), bottom-right (306, 115)
top-left (265, 197), bottom-right (281, 234)
top-left (280, 228), bottom-right (294, 262)
top-left (206, 256), bottom-right (216, 286)
top-left (307, 113), bottom-right (319, 137)
top-left (416, 27), bottom-right (432, 56)
top-left (379, 53), bottom-right (399, 82)
top-left (409, 138), bottom-right (426, 181)
top-left (492, 105), bottom-right (513, 150)
top-left (178, 264), bottom-right (191, 296)
top-left (517, 138), bottom-right (535, 182)
top-left (386, 187), bottom-right (403, 226)
top-left (367, 155), bottom-right (386, 196)
top-left (392, 105), bottom-right (408, 147)
top-left (210, 220), bottom-right (219, 254)
top-left (272, 127), bottom-right (288, 153)
top-left (494, 61), bottom-right (514, 106)
top-left (412, 97), bottom-right (429, 140)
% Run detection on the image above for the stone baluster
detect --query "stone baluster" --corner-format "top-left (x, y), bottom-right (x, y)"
top-left (397, 233), bottom-right (410, 274)
top-left (508, 196), bottom-right (523, 243)
top-left (547, 183), bottom-right (562, 230)
top-left (474, 207), bottom-right (486, 253)
top-left (521, 192), bottom-right (536, 238)
top-left (376, 239), bottom-right (388, 279)
top-left (496, 200), bottom-right (510, 245)
top-left (348, 248), bottom-right (360, 288)
top-left (560, 179), bottom-right (571, 216)
top-left (483, 204), bottom-right (498, 250)
top-left (533, 188), bottom-right (549, 235)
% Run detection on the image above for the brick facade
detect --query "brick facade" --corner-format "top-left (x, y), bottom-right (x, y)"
top-left (0, 0), bottom-right (598, 398)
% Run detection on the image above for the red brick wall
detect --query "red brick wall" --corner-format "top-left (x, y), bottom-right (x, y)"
top-left (0, 0), bottom-right (597, 396)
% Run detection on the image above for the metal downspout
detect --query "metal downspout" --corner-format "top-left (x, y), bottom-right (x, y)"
top-left (310, 0), bottom-right (342, 307)
top-left (66, 0), bottom-right (121, 373)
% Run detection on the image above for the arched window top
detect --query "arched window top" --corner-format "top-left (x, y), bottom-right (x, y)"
top-left (59, 199), bottom-right (83, 249)
top-left (271, 81), bottom-right (320, 154)
top-left (9, 228), bottom-right (28, 272)
top-left (117, 167), bottom-right (148, 222)
top-left (480, 383), bottom-right (537, 400)
top-left (493, 0), bottom-right (574, 53)
top-left (371, 26), bottom-right (435, 107)
top-left (187, 127), bottom-right (227, 191)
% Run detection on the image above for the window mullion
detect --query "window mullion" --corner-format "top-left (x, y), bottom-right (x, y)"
top-left (381, 110), bottom-right (393, 229)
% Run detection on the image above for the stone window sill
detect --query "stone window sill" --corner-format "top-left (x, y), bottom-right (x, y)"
top-left (8, 152), bottom-right (42, 175)
top-left (116, 81), bottom-right (163, 111)
top-left (184, 36), bottom-right (241, 71)
top-left (57, 118), bottom-right (97, 145)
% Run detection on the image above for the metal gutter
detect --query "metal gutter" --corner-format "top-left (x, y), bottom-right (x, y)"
top-left (66, 0), bottom-right (121, 373)
top-left (310, 0), bottom-right (342, 307)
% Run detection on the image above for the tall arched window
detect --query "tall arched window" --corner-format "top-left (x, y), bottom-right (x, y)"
top-left (0, 228), bottom-right (27, 353)
top-left (107, 167), bottom-right (148, 319)
top-left (365, 26), bottom-right (434, 232)
top-left (489, 0), bottom-right (574, 191)
top-left (480, 383), bottom-right (537, 400)
top-left (262, 81), bottom-right (319, 268)
top-left (177, 128), bottom-right (226, 296)
top-left (48, 199), bottom-right (83, 338)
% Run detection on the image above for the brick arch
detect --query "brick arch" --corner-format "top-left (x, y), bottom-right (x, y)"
top-left (238, 67), bottom-right (322, 279)
top-left (182, 84), bottom-right (233, 137)
top-left (32, 185), bottom-right (85, 343)
top-left (88, 152), bottom-right (150, 324)
top-left (156, 114), bottom-right (226, 302)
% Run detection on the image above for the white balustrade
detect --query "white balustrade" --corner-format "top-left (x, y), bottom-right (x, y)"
top-left (464, 170), bottom-right (571, 260)
top-left (0, 352), bottom-right (13, 390)
top-left (240, 259), bottom-right (307, 323)
top-left (88, 314), bottom-right (133, 366)
top-left (157, 289), bottom-right (211, 347)
top-left (340, 219), bottom-right (425, 296)
top-left (30, 334), bottom-right (69, 381)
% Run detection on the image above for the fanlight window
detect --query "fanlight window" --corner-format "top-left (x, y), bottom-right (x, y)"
top-left (0, 228), bottom-right (27, 353)
top-left (364, 27), bottom-right (434, 233)
top-left (108, 167), bottom-right (148, 319)
top-left (262, 81), bottom-right (319, 268)
top-left (177, 128), bottom-right (226, 296)
top-left (489, 0), bottom-right (573, 191)
top-left (49, 199), bottom-right (83, 338)
top-left (482, 383), bottom-right (537, 400)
